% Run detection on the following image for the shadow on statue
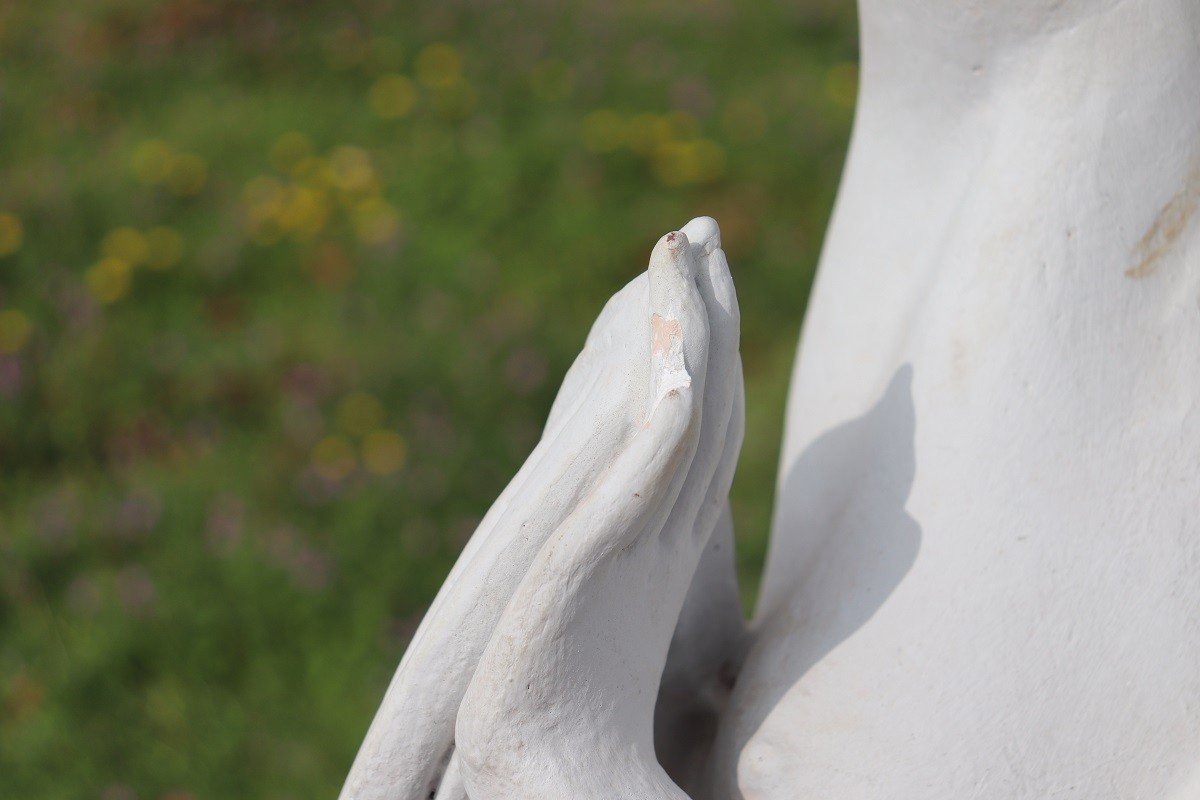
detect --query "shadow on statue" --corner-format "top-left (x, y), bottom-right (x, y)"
top-left (716, 363), bottom-right (919, 798)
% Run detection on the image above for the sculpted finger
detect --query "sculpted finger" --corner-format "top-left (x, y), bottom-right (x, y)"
top-left (339, 367), bottom-right (638, 800)
top-left (644, 217), bottom-right (747, 789)
top-left (457, 357), bottom-right (702, 800)
top-left (544, 272), bottom-right (648, 433)
top-left (340, 234), bottom-right (698, 800)
top-left (657, 362), bottom-right (748, 790)
top-left (431, 752), bottom-right (466, 800)
top-left (648, 230), bottom-right (710, 405)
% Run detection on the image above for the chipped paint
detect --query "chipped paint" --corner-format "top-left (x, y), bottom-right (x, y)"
top-left (652, 313), bottom-right (684, 355)
top-left (1126, 167), bottom-right (1200, 279)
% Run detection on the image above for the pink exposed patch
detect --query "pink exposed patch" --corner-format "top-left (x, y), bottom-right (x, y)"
top-left (652, 313), bottom-right (682, 354)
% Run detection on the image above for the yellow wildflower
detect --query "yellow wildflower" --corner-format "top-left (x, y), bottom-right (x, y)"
top-left (416, 43), bottom-right (461, 89)
top-left (242, 176), bottom-right (287, 243)
top-left (85, 257), bottom-right (133, 304)
top-left (0, 309), bottom-right (32, 353)
top-left (624, 113), bottom-right (672, 156)
top-left (362, 430), bottom-right (407, 476)
top-left (278, 186), bottom-right (330, 240)
top-left (328, 146), bottom-right (377, 195)
top-left (0, 213), bottom-right (22, 257)
top-left (369, 74), bottom-right (417, 119)
top-left (101, 227), bottom-right (149, 266)
top-left (653, 139), bottom-right (726, 186)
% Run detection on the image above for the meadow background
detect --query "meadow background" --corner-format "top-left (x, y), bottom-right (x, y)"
top-left (0, 0), bottom-right (857, 797)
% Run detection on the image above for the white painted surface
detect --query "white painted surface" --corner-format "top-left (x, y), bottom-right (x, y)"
top-left (340, 223), bottom-right (745, 800)
top-left (715, 1), bottom-right (1200, 797)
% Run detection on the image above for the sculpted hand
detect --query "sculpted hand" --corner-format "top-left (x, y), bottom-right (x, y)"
top-left (340, 219), bottom-right (745, 800)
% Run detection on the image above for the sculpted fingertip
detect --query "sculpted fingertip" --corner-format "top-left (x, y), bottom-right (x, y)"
top-left (650, 230), bottom-right (698, 278)
top-left (681, 216), bottom-right (721, 255)
top-left (664, 230), bottom-right (689, 252)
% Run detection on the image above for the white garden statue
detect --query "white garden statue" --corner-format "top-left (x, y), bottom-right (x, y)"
top-left (341, 0), bottom-right (1200, 797)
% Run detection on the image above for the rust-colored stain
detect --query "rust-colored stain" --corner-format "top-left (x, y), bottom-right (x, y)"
top-left (1126, 167), bottom-right (1200, 279)
top-left (651, 313), bottom-right (682, 354)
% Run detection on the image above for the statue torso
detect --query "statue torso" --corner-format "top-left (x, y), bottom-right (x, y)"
top-left (716, 3), bottom-right (1200, 796)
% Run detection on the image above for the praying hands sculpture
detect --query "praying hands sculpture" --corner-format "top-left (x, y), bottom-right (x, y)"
top-left (343, 218), bottom-right (747, 800)
top-left (342, 0), bottom-right (1200, 796)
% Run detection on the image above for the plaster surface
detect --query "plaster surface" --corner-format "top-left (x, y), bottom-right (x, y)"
top-left (717, 1), bottom-right (1200, 797)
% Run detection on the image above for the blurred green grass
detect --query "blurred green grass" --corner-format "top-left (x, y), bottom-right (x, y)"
top-left (0, 1), bottom-right (856, 797)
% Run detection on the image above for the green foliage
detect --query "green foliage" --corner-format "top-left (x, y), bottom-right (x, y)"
top-left (0, 0), bottom-right (856, 796)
